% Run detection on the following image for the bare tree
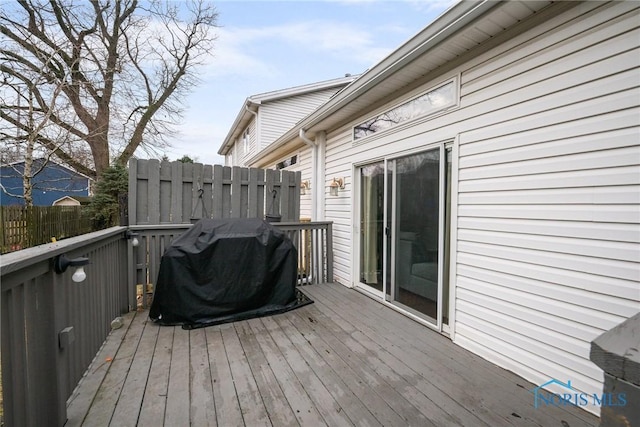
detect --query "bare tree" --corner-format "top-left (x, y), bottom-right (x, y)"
top-left (0, 50), bottom-right (86, 206)
top-left (0, 0), bottom-right (218, 179)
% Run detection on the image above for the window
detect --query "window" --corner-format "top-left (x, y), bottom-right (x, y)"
top-left (242, 128), bottom-right (250, 154)
top-left (353, 80), bottom-right (456, 140)
top-left (276, 155), bottom-right (297, 170)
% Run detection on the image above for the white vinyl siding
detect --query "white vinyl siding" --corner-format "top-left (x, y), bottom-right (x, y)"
top-left (266, 147), bottom-right (313, 220)
top-left (453, 0), bottom-right (640, 407)
top-left (236, 118), bottom-right (257, 166)
top-left (297, 148), bottom-right (313, 220)
top-left (318, 1), bottom-right (639, 415)
top-left (324, 132), bottom-right (356, 285)
top-left (259, 88), bottom-right (342, 150)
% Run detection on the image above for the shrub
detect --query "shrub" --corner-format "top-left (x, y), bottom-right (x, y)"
top-left (87, 163), bottom-right (128, 228)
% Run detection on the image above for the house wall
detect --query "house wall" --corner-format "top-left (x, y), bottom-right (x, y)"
top-left (0, 161), bottom-right (90, 206)
top-left (264, 147), bottom-right (314, 220)
top-left (259, 88), bottom-right (344, 151)
top-left (297, 148), bottom-right (313, 220)
top-left (230, 117), bottom-right (258, 167)
top-left (318, 0), bottom-right (639, 413)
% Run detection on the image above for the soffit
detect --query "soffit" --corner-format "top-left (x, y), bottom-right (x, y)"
top-left (303, 0), bottom-right (553, 136)
top-left (247, 0), bottom-right (558, 167)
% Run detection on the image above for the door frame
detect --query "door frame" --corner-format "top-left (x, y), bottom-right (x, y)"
top-left (352, 157), bottom-right (386, 300)
top-left (352, 139), bottom-right (458, 334)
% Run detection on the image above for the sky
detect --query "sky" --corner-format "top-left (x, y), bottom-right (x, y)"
top-left (158, 0), bottom-right (455, 165)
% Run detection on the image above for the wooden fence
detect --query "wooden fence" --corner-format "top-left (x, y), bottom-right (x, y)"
top-left (128, 159), bottom-right (301, 225)
top-left (0, 205), bottom-right (94, 254)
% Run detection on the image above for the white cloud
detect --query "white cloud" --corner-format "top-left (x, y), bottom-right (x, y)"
top-left (198, 27), bottom-right (278, 78)
top-left (407, 0), bottom-right (459, 14)
top-left (199, 19), bottom-right (395, 79)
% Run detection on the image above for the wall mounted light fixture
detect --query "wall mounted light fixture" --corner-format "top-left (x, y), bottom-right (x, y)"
top-left (54, 255), bottom-right (90, 283)
top-left (126, 230), bottom-right (140, 247)
top-left (300, 180), bottom-right (310, 195)
top-left (329, 177), bottom-right (345, 196)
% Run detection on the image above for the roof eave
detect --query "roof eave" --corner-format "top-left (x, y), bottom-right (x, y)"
top-left (217, 75), bottom-right (358, 156)
top-left (217, 99), bottom-right (258, 156)
top-left (302, 0), bottom-right (496, 134)
top-left (249, 0), bottom-right (498, 162)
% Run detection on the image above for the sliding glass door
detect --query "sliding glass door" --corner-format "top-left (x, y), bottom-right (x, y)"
top-left (389, 148), bottom-right (441, 322)
top-left (359, 162), bottom-right (384, 292)
top-left (358, 145), bottom-right (451, 328)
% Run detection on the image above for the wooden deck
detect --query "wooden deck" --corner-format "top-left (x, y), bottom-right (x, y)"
top-left (66, 283), bottom-right (599, 426)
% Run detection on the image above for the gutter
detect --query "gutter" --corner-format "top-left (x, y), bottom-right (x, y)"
top-left (218, 99), bottom-right (259, 156)
top-left (299, 128), bottom-right (314, 147)
top-left (245, 0), bottom-right (495, 165)
top-left (299, 129), bottom-right (321, 221)
top-left (245, 103), bottom-right (258, 120)
top-left (301, 1), bottom-right (494, 132)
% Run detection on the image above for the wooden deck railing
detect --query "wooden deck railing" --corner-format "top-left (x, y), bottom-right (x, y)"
top-left (0, 220), bottom-right (333, 426)
top-left (275, 221), bottom-right (334, 285)
top-left (0, 227), bottom-right (131, 427)
top-left (128, 221), bottom-right (334, 309)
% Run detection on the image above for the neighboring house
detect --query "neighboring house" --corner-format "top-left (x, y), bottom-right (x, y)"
top-left (0, 159), bottom-right (92, 206)
top-left (243, 0), bottom-right (640, 416)
top-left (218, 75), bottom-right (357, 169)
top-left (52, 195), bottom-right (81, 206)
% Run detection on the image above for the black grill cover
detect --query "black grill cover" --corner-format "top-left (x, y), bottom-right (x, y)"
top-left (149, 218), bottom-right (303, 328)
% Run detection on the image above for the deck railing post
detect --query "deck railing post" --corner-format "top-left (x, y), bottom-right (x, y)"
top-left (0, 227), bottom-right (130, 427)
top-left (326, 222), bottom-right (334, 283)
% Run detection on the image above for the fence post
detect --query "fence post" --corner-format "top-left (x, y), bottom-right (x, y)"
top-left (326, 222), bottom-right (334, 282)
top-left (125, 160), bottom-right (300, 225)
top-left (128, 158), bottom-right (138, 226)
top-left (0, 206), bottom-right (5, 252)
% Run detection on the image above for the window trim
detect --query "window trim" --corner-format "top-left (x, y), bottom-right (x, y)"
top-left (352, 77), bottom-right (458, 142)
top-left (242, 128), bottom-right (250, 154)
top-left (275, 154), bottom-right (298, 170)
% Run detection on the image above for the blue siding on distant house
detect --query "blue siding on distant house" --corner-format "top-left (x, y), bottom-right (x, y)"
top-left (0, 160), bottom-right (90, 206)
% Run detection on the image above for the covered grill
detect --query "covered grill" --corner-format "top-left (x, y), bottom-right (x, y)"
top-left (149, 218), bottom-right (311, 329)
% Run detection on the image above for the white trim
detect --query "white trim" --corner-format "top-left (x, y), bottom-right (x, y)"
top-left (386, 156), bottom-right (395, 302)
top-left (218, 75), bottom-right (358, 156)
top-left (316, 131), bottom-right (327, 221)
top-left (352, 160), bottom-right (385, 297)
top-left (352, 77), bottom-right (459, 144)
top-left (353, 140), bottom-right (455, 330)
top-left (242, 128), bottom-right (250, 155)
top-left (249, 75), bottom-right (359, 104)
top-left (1, 159), bottom-right (93, 181)
top-left (437, 143), bottom-right (446, 331)
top-left (52, 195), bottom-right (81, 206)
top-left (351, 162), bottom-right (360, 289)
top-left (354, 286), bottom-right (442, 332)
top-left (383, 139), bottom-right (449, 162)
top-left (447, 136), bottom-right (460, 340)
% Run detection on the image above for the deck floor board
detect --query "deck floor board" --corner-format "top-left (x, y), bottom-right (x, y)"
top-left (189, 328), bottom-right (217, 426)
top-left (308, 284), bottom-right (598, 427)
top-left (137, 325), bottom-right (173, 427)
top-left (164, 326), bottom-right (190, 426)
top-left (234, 321), bottom-right (299, 427)
top-left (67, 283), bottom-right (600, 426)
top-left (205, 326), bottom-right (244, 426)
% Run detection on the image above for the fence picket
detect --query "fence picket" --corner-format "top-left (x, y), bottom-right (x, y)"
top-left (128, 159), bottom-right (300, 225)
top-left (0, 206), bottom-right (94, 254)
top-left (159, 160), bottom-right (172, 223)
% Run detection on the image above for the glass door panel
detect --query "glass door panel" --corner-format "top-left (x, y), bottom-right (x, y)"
top-left (443, 147), bottom-right (452, 326)
top-left (359, 162), bottom-right (385, 292)
top-left (391, 148), bottom-right (440, 323)
top-left (358, 145), bottom-right (451, 329)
